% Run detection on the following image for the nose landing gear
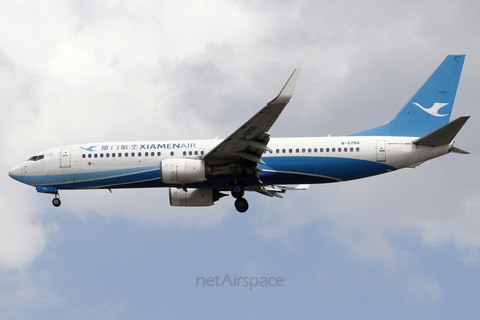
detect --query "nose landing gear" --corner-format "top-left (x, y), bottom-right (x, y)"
top-left (36, 186), bottom-right (61, 208)
top-left (52, 194), bottom-right (61, 207)
top-left (52, 198), bottom-right (61, 207)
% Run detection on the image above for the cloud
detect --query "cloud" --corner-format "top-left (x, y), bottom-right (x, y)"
top-left (0, 196), bottom-right (51, 271)
top-left (0, 271), bottom-right (59, 318)
top-left (0, 50), bottom-right (54, 272)
top-left (63, 188), bottom-right (231, 228)
top-left (406, 277), bottom-right (442, 301)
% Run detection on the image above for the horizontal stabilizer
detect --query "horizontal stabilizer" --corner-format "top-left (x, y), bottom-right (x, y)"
top-left (413, 116), bottom-right (470, 146)
top-left (450, 146), bottom-right (470, 154)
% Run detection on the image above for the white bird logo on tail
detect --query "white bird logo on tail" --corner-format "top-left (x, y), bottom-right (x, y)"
top-left (413, 102), bottom-right (449, 117)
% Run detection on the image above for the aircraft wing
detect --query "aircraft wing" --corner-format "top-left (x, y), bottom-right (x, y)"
top-left (203, 69), bottom-right (301, 170)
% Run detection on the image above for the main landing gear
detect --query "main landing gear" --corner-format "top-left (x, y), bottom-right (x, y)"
top-left (232, 183), bottom-right (248, 213)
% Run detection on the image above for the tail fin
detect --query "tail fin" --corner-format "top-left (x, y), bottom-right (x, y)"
top-left (351, 55), bottom-right (465, 137)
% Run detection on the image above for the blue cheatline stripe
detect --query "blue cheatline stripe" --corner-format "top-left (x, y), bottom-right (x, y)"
top-left (55, 170), bottom-right (162, 189)
top-left (23, 165), bottom-right (159, 186)
top-left (32, 156), bottom-right (395, 190)
top-left (260, 156), bottom-right (396, 182)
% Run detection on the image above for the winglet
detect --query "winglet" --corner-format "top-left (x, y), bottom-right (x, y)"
top-left (269, 68), bottom-right (301, 104)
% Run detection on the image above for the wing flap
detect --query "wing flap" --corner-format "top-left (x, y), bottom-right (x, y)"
top-left (247, 184), bottom-right (310, 198)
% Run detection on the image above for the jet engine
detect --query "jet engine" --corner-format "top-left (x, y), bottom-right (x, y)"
top-left (160, 159), bottom-right (211, 184)
top-left (169, 188), bottom-right (224, 207)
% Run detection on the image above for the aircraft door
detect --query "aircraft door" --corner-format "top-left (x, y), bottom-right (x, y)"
top-left (60, 147), bottom-right (72, 168)
top-left (376, 140), bottom-right (386, 162)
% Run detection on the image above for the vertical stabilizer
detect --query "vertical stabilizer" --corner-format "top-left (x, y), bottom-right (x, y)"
top-left (351, 55), bottom-right (465, 137)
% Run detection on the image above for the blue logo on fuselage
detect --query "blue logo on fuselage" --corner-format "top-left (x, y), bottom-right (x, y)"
top-left (80, 146), bottom-right (97, 152)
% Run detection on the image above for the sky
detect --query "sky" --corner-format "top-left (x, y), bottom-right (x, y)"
top-left (1, 0), bottom-right (480, 318)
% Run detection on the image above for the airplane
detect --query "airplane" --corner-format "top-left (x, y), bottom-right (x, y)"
top-left (8, 55), bottom-right (469, 213)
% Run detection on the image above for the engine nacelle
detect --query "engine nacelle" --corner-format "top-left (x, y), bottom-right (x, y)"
top-left (160, 159), bottom-right (210, 184)
top-left (169, 188), bottom-right (221, 207)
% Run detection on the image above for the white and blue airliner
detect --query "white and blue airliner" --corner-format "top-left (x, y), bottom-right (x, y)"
top-left (9, 55), bottom-right (469, 212)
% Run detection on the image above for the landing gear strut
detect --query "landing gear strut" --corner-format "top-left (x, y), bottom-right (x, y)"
top-left (231, 182), bottom-right (248, 213)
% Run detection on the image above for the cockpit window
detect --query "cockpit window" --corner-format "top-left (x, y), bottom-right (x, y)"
top-left (27, 155), bottom-right (44, 161)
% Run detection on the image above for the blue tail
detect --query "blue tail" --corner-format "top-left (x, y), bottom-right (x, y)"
top-left (351, 55), bottom-right (465, 137)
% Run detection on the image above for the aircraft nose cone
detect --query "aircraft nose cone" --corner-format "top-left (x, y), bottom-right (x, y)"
top-left (9, 164), bottom-right (22, 182)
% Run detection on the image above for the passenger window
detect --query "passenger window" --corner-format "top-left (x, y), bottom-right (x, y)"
top-left (189, 151), bottom-right (192, 156)
top-left (138, 152), bottom-right (142, 157)
top-left (112, 153), bottom-right (115, 158)
top-left (302, 148), bottom-right (305, 153)
top-left (332, 148), bottom-right (335, 152)
top-left (326, 148), bottom-right (330, 152)
top-left (201, 151), bottom-right (204, 155)
top-left (106, 153), bottom-right (110, 157)
top-left (118, 153), bottom-right (122, 157)
top-left (82, 154), bottom-right (86, 158)
top-left (170, 152), bottom-right (174, 156)
top-left (344, 148), bottom-right (348, 152)
top-left (157, 152), bottom-right (161, 156)
top-left (314, 148), bottom-right (317, 153)
top-left (88, 154), bottom-right (92, 158)
top-left (308, 148), bottom-right (311, 153)
top-left (183, 151), bottom-right (186, 156)
top-left (125, 153), bottom-right (128, 157)
top-left (356, 147), bottom-right (360, 152)
top-left (94, 154), bottom-right (98, 158)
top-left (151, 152), bottom-right (154, 156)
top-left (320, 148), bottom-right (324, 152)
top-left (350, 148), bottom-right (353, 152)
top-left (131, 153), bottom-right (135, 157)
top-left (289, 149), bottom-right (292, 153)
top-left (282, 149), bottom-right (286, 153)
top-left (296, 148), bottom-right (299, 153)
top-left (100, 153), bottom-right (104, 158)
top-left (338, 148), bottom-right (341, 152)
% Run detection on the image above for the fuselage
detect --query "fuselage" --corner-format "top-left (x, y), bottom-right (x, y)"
top-left (8, 136), bottom-right (451, 191)
top-left (6, 55), bottom-right (467, 212)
